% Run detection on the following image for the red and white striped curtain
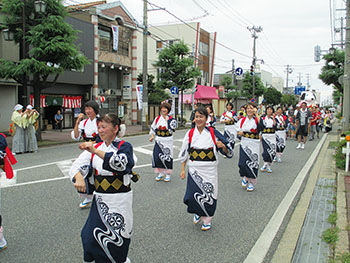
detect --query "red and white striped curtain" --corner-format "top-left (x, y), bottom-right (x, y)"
top-left (30, 95), bottom-right (47, 108)
top-left (63, 96), bottom-right (82, 108)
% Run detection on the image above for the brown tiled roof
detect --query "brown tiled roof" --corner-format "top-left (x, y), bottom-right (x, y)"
top-left (67, 0), bottom-right (106, 11)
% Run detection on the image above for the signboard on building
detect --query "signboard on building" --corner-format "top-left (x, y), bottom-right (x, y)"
top-left (136, 84), bottom-right (143, 110)
top-left (122, 73), bottom-right (131, 100)
top-left (111, 25), bottom-right (119, 51)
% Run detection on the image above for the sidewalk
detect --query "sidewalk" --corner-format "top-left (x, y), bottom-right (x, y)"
top-left (272, 129), bottom-right (350, 262)
top-left (5, 124), bottom-right (146, 149)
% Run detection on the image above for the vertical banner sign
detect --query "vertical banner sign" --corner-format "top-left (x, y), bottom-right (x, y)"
top-left (111, 25), bottom-right (119, 51)
top-left (136, 85), bottom-right (143, 110)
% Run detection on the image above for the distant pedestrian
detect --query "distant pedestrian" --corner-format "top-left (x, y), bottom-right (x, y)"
top-left (54, 110), bottom-right (63, 131)
top-left (71, 100), bottom-right (101, 209)
top-left (205, 104), bottom-right (216, 127)
top-left (11, 104), bottom-right (26, 154)
top-left (324, 110), bottom-right (333, 133)
top-left (0, 132), bottom-right (17, 251)
top-left (69, 114), bottom-right (136, 263)
top-left (23, 105), bottom-right (39, 153)
top-left (220, 102), bottom-right (238, 150)
top-left (309, 106), bottom-right (317, 141)
top-left (235, 102), bottom-right (262, 192)
top-left (189, 104), bottom-right (198, 129)
top-left (275, 107), bottom-right (287, 162)
top-left (149, 103), bottom-right (177, 182)
top-left (296, 102), bottom-right (312, 149)
top-left (179, 106), bottom-right (233, 231)
top-left (260, 106), bottom-right (276, 173)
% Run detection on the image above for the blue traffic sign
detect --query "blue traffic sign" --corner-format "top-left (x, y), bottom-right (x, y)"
top-left (170, 86), bottom-right (178, 95)
top-left (294, 86), bottom-right (306, 95)
top-left (235, 67), bottom-right (243, 76)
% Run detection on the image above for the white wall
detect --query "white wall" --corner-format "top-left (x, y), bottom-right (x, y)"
top-left (0, 85), bottom-right (17, 132)
top-left (272, 76), bottom-right (284, 93)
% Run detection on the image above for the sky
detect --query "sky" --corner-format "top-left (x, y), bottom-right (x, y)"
top-left (66, 0), bottom-right (344, 104)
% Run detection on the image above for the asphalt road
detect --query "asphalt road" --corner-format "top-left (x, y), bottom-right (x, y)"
top-left (0, 125), bottom-right (324, 263)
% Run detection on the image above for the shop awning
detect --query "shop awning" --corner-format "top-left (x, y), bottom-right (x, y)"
top-left (194, 85), bottom-right (219, 100)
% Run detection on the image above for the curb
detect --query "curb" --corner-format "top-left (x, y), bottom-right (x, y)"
top-left (245, 134), bottom-right (328, 263)
top-left (336, 170), bottom-right (350, 257)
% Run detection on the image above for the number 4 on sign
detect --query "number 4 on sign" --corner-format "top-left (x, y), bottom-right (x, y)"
top-left (342, 136), bottom-right (350, 172)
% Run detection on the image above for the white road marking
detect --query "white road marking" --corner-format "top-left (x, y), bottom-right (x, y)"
top-left (1, 158), bottom-right (182, 188)
top-left (243, 134), bottom-right (327, 263)
top-left (14, 159), bottom-right (76, 172)
top-left (56, 160), bottom-right (74, 177)
top-left (134, 147), bottom-right (154, 156)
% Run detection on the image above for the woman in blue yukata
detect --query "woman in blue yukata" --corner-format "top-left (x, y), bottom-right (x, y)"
top-left (70, 114), bottom-right (137, 263)
top-left (235, 102), bottom-right (263, 192)
top-left (149, 102), bottom-right (177, 182)
top-left (260, 106), bottom-right (277, 173)
top-left (179, 106), bottom-right (233, 231)
top-left (0, 133), bottom-right (17, 251)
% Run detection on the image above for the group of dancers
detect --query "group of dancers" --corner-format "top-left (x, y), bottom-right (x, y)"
top-left (64, 100), bottom-right (289, 262)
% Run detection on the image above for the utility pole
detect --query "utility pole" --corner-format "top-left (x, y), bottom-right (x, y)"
top-left (285, 65), bottom-right (293, 94)
top-left (231, 59), bottom-right (235, 86)
top-left (343, 0), bottom-right (350, 130)
top-left (341, 17), bottom-right (345, 49)
top-left (297, 73), bottom-right (302, 86)
top-left (306, 73), bottom-right (311, 90)
top-left (142, 0), bottom-right (148, 130)
top-left (247, 26), bottom-right (263, 102)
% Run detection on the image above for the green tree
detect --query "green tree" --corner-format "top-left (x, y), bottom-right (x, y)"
top-left (0, 0), bottom-right (89, 140)
top-left (137, 73), bottom-right (169, 104)
top-left (332, 87), bottom-right (342, 105)
top-left (318, 48), bottom-right (344, 102)
top-left (220, 75), bottom-right (239, 102)
top-left (154, 41), bottom-right (200, 125)
top-left (263, 87), bottom-right (282, 105)
top-left (281, 94), bottom-right (298, 106)
top-left (241, 72), bottom-right (265, 100)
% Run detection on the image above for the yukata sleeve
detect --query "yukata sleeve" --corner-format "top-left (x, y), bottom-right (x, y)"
top-left (178, 130), bottom-right (190, 162)
top-left (168, 118), bottom-right (177, 134)
top-left (220, 114), bottom-right (225, 122)
top-left (214, 128), bottom-right (233, 158)
top-left (71, 120), bottom-right (84, 141)
top-left (233, 112), bottom-right (238, 122)
top-left (149, 118), bottom-right (156, 135)
top-left (103, 142), bottom-right (135, 174)
top-left (257, 117), bottom-right (265, 133)
top-left (234, 119), bottom-right (242, 132)
top-left (69, 150), bottom-right (92, 182)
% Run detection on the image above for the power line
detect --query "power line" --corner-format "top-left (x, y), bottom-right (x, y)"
top-left (146, 0), bottom-right (252, 59)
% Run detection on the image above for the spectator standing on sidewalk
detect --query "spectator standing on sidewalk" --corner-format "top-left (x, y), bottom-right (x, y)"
top-left (11, 104), bottom-right (26, 154)
top-left (296, 102), bottom-right (312, 149)
top-left (23, 105), bottom-right (39, 153)
top-left (54, 110), bottom-right (63, 131)
top-left (71, 100), bottom-right (100, 209)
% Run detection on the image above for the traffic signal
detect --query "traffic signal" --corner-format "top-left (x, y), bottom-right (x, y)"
top-left (250, 65), bottom-right (254, 75)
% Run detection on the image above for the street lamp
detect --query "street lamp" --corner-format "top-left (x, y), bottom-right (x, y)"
top-left (34, 0), bottom-right (47, 13)
top-left (2, 29), bottom-right (14, 41)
